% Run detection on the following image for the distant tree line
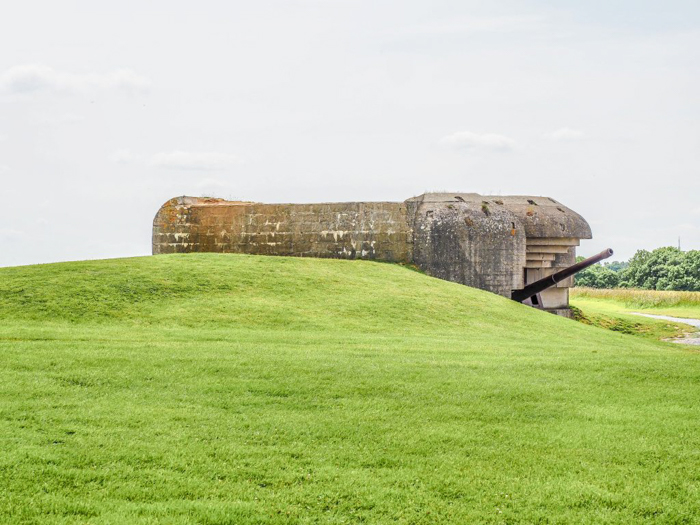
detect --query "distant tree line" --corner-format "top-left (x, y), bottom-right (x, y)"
top-left (574, 247), bottom-right (700, 291)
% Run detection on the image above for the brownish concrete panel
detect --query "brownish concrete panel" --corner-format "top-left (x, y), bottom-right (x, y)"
top-left (153, 197), bottom-right (413, 263)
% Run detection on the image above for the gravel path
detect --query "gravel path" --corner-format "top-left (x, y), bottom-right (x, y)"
top-left (632, 313), bottom-right (700, 346)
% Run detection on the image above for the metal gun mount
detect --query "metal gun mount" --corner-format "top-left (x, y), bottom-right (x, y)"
top-left (511, 248), bottom-right (614, 307)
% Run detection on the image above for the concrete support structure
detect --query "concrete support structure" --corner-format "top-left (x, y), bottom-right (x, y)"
top-left (153, 193), bottom-right (592, 315)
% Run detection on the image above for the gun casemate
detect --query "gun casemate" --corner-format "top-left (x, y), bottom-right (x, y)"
top-left (153, 193), bottom-right (601, 317)
top-left (512, 248), bottom-right (614, 307)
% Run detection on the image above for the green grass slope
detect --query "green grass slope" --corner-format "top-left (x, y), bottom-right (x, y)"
top-left (571, 289), bottom-right (700, 344)
top-left (1, 254), bottom-right (700, 524)
top-left (571, 297), bottom-right (699, 343)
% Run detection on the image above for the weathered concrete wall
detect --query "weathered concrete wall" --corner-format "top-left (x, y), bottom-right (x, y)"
top-left (152, 193), bottom-right (593, 314)
top-left (407, 194), bottom-right (527, 297)
top-left (153, 197), bottom-right (412, 262)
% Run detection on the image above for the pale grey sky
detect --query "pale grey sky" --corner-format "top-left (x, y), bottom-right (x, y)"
top-left (1, 0), bottom-right (698, 267)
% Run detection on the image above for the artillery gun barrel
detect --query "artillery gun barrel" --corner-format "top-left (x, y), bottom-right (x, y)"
top-left (511, 248), bottom-right (613, 304)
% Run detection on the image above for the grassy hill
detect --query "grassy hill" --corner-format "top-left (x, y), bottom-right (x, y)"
top-left (1, 254), bottom-right (700, 524)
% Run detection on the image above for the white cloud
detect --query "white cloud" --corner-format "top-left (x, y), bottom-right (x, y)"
top-left (440, 131), bottom-right (518, 151)
top-left (544, 127), bottom-right (585, 141)
top-left (39, 113), bottom-right (85, 126)
top-left (194, 177), bottom-right (232, 189)
top-left (191, 177), bottom-right (239, 197)
top-left (109, 149), bottom-right (139, 164)
top-left (0, 165), bottom-right (9, 174)
top-left (149, 151), bottom-right (243, 171)
top-left (109, 149), bottom-right (242, 171)
top-left (0, 227), bottom-right (23, 240)
top-left (678, 223), bottom-right (700, 232)
top-left (0, 134), bottom-right (7, 142)
top-left (394, 15), bottom-right (548, 37)
top-left (0, 64), bottom-right (151, 95)
top-left (691, 207), bottom-right (700, 216)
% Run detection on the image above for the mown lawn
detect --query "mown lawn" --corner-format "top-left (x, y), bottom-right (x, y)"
top-left (2, 254), bottom-right (700, 524)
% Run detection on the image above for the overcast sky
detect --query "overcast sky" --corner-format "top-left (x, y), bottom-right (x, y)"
top-left (1, 0), bottom-right (698, 267)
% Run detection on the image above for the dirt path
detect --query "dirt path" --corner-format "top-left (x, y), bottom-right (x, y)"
top-left (632, 313), bottom-right (700, 346)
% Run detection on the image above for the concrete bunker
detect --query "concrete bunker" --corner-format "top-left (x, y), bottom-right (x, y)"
top-left (152, 193), bottom-right (592, 316)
